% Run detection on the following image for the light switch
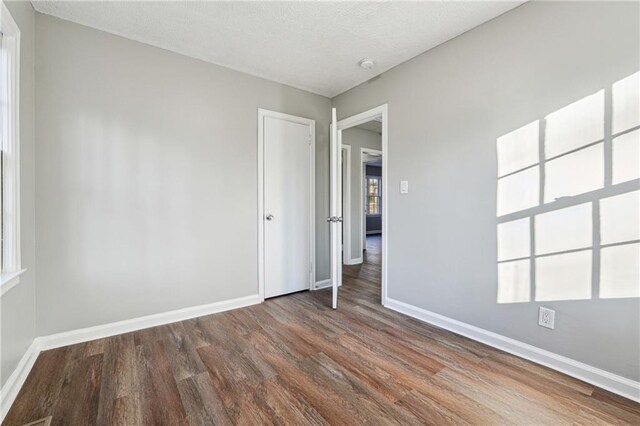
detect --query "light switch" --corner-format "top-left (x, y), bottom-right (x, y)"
top-left (400, 180), bottom-right (409, 194)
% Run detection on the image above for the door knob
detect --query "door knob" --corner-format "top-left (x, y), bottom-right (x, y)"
top-left (266, 214), bottom-right (274, 221)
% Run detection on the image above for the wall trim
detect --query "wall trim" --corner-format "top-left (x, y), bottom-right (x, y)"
top-left (0, 340), bottom-right (39, 423)
top-left (38, 294), bottom-right (262, 350)
top-left (344, 257), bottom-right (363, 265)
top-left (385, 297), bottom-right (640, 403)
top-left (0, 293), bottom-right (262, 422)
top-left (315, 278), bottom-right (344, 290)
top-left (315, 278), bottom-right (331, 289)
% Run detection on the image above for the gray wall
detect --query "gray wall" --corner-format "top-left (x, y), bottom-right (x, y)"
top-left (1, 1), bottom-right (36, 387)
top-left (332, 1), bottom-right (640, 380)
top-left (35, 14), bottom-right (331, 336)
top-left (341, 127), bottom-right (381, 262)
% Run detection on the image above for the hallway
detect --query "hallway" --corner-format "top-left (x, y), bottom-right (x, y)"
top-left (342, 235), bottom-right (381, 297)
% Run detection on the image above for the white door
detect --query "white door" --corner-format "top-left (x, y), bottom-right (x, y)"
top-left (262, 111), bottom-right (313, 298)
top-left (329, 108), bottom-right (342, 308)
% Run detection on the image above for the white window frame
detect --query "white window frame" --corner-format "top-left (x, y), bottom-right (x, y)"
top-left (0, 1), bottom-right (24, 297)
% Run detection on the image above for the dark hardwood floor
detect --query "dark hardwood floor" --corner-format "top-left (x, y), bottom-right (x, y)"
top-left (4, 235), bottom-right (640, 425)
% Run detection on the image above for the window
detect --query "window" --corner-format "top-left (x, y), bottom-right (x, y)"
top-left (366, 176), bottom-right (381, 215)
top-left (0, 2), bottom-right (24, 296)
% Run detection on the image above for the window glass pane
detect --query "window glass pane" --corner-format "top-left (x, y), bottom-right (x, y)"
top-left (497, 166), bottom-right (539, 216)
top-left (497, 121), bottom-right (539, 177)
top-left (368, 178), bottom-right (379, 196)
top-left (535, 203), bottom-right (592, 255)
top-left (600, 190), bottom-right (640, 245)
top-left (535, 250), bottom-right (592, 302)
top-left (544, 144), bottom-right (603, 203)
top-left (497, 218), bottom-right (530, 261)
top-left (612, 71), bottom-right (640, 134)
top-left (497, 259), bottom-right (530, 303)
top-left (545, 91), bottom-right (604, 158)
top-left (368, 196), bottom-right (379, 215)
top-left (600, 243), bottom-right (640, 299)
top-left (612, 129), bottom-right (640, 184)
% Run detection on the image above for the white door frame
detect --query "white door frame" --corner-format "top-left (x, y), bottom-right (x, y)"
top-left (257, 108), bottom-right (316, 301)
top-left (337, 104), bottom-right (388, 306)
top-left (341, 144), bottom-right (352, 266)
top-left (360, 148), bottom-right (383, 254)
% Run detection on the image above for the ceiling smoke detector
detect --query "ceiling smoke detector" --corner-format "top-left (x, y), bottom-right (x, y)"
top-left (359, 58), bottom-right (375, 70)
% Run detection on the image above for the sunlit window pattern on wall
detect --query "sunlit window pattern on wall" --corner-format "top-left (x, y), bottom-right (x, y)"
top-left (545, 90), bottom-right (604, 158)
top-left (544, 144), bottom-right (604, 203)
top-left (497, 218), bottom-right (531, 303)
top-left (498, 259), bottom-right (530, 304)
top-left (612, 129), bottom-right (640, 184)
top-left (600, 191), bottom-right (640, 245)
top-left (496, 122), bottom-right (540, 216)
top-left (612, 72), bottom-right (640, 134)
top-left (535, 203), bottom-right (593, 301)
top-left (497, 121), bottom-right (539, 177)
top-left (599, 190), bottom-right (640, 299)
top-left (496, 71), bottom-right (640, 303)
top-left (497, 167), bottom-right (539, 216)
top-left (535, 250), bottom-right (593, 302)
top-left (535, 203), bottom-right (592, 255)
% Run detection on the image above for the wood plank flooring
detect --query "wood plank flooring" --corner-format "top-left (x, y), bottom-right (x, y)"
top-left (4, 235), bottom-right (640, 425)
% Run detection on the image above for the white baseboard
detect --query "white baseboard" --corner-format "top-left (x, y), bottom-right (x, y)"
top-left (0, 293), bottom-right (262, 422)
top-left (38, 294), bottom-right (262, 351)
top-left (315, 279), bottom-right (331, 289)
top-left (314, 279), bottom-right (344, 289)
top-left (344, 257), bottom-right (363, 265)
top-left (385, 298), bottom-right (640, 403)
top-left (1, 340), bottom-right (40, 423)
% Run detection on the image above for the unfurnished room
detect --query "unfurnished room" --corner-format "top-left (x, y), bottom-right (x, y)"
top-left (0, 1), bottom-right (639, 424)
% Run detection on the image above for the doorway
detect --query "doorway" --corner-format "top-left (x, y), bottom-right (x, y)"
top-left (362, 147), bottom-right (383, 260)
top-left (329, 105), bottom-right (388, 308)
top-left (258, 109), bottom-right (315, 300)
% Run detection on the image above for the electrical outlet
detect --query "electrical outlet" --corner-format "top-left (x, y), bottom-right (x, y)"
top-left (538, 307), bottom-right (555, 329)
top-left (400, 180), bottom-right (409, 194)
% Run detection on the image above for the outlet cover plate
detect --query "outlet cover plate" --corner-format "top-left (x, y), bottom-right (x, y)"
top-left (538, 307), bottom-right (555, 329)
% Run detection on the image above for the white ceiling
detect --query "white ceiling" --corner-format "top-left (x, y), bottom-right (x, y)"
top-left (32, 1), bottom-right (525, 98)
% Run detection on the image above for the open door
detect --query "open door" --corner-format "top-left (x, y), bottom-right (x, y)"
top-left (329, 108), bottom-right (342, 309)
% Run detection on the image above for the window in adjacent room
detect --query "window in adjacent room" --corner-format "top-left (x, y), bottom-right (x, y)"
top-left (366, 176), bottom-right (381, 216)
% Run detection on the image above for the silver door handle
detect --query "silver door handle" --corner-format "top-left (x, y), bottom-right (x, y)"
top-left (326, 216), bottom-right (343, 223)
top-left (266, 214), bottom-right (274, 221)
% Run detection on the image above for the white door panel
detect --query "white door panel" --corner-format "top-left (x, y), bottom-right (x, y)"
top-left (264, 116), bottom-right (311, 298)
top-left (330, 108), bottom-right (342, 308)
